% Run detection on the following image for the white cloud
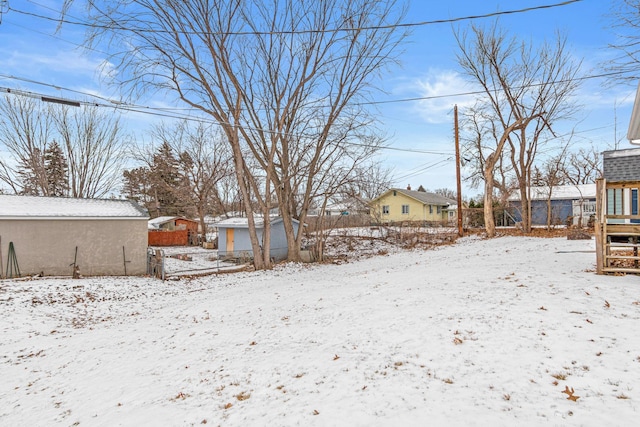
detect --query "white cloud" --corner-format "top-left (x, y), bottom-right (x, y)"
top-left (410, 69), bottom-right (477, 124)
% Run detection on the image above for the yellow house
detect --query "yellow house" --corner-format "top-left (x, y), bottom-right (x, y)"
top-left (370, 188), bottom-right (456, 224)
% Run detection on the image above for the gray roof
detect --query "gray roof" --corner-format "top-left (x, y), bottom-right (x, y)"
top-left (375, 188), bottom-right (456, 206)
top-left (603, 148), bottom-right (640, 182)
top-left (0, 195), bottom-right (149, 219)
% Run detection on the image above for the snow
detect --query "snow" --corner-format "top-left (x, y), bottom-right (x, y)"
top-left (2, 235), bottom-right (640, 426)
top-left (0, 195), bottom-right (148, 218)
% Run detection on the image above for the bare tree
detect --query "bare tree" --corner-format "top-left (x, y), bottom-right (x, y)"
top-left (604, 0), bottom-right (640, 84)
top-left (536, 147), bottom-right (569, 229)
top-left (68, 0), bottom-right (407, 268)
top-left (0, 95), bottom-right (52, 195)
top-left (54, 105), bottom-right (127, 198)
top-left (455, 23), bottom-right (581, 236)
top-left (0, 95), bottom-right (126, 198)
top-left (153, 120), bottom-right (234, 241)
top-left (561, 145), bottom-right (602, 185)
top-left (461, 104), bottom-right (518, 229)
top-left (430, 188), bottom-right (457, 200)
top-left (339, 161), bottom-right (392, 201)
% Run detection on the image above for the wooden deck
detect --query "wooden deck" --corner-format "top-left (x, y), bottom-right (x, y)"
top-left (595, 179), bottom-right (640, 274)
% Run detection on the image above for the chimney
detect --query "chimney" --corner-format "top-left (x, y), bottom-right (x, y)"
top-left (407, 184), bottom-right (411, 191)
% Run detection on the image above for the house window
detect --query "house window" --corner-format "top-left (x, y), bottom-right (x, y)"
top-left (402, 204), bottom-right (409, 214)
top-left (393, 190), bottom-right (397, 196)
top-left (437, 206), bottom-right (441, 214)
top-left (382, 205), bottom-right (390, 215)
top-left (582, 201), bottom-right (596, 214)
top-left (633, 189), bottom-right (639, 224)
top-left (429, 205), bottom-right (433, 214)
top-left (607, 189), bottom-right (623, 215)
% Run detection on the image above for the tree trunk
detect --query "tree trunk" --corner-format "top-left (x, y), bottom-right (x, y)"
top-left (483, 171), bottom-right (496, 238)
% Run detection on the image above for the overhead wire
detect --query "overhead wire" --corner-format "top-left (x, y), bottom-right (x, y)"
top-left (10, 0), bottom-right (583, 36)
top-left (0, 0), bottom-right (614, 158)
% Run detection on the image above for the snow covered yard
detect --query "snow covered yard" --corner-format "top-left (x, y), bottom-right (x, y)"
top-left (1, 236), bottom-right (639, 426)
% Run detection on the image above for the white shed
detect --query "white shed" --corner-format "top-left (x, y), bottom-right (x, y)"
top-left (0, 195), bottom-right (149, 277)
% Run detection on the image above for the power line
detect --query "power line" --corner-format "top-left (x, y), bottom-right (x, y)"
top-left (9, 1), bottom-right (583, 36)
top-left (0, 85), bottom-right (442, 155)
top-left (1, 68), bottom-right (628, 117)
top-left (392, 158), bottom-right (454, 182)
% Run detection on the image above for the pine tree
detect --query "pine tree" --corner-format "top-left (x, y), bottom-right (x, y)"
top-left (44, 141), bottom-right (69, 196)
top-left (122, 167), bottom-right (152, 204)
top-left (16, 148), bottom-right (46, 196)
top-left (149, 142), bottom-right (184, 217)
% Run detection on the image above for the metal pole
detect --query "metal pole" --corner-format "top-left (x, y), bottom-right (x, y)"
top-left (454, 105), bottom-right (464, 237)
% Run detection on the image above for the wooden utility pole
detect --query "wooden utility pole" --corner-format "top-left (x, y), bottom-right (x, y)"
top-left (454, 105), bottom-right (464, 237)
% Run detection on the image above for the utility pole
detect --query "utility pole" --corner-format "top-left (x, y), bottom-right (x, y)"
top-left (454, 105), bottom-right (463, 237)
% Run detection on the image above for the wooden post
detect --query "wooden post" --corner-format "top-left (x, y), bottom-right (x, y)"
top-left (454, 105), bottom-right (464, 237)
top-left (594, 178), bottom-right (604, 275)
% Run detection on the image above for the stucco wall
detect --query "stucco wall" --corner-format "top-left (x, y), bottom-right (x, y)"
top-left (0, 219), bottom-right (148, 277)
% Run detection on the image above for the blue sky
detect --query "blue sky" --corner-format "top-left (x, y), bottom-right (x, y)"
top-left (0, 0), bottom-right (635, 198)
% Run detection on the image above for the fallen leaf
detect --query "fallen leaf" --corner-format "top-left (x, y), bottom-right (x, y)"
top-left (561, 386), bottom-right (580, 402)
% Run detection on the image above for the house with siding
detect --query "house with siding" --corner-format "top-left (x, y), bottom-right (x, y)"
top-left (369, 187), bottom-right (456, 224)
top-left (0, 195), bottom-right (149, 277)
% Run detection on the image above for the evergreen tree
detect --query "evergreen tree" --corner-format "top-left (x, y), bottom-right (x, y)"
top-left (122, 167), bottom-right (151, 204)
top-left (16, 148), bottom-right (45, 196)
top-left (44, 141), bottom-right (69, 196)
top-left (417, 185), bottom-right (426, 192)
top-left (149, 142), bottom-right (184, 217)
top-left (531, 166), bottom-right (545, 187)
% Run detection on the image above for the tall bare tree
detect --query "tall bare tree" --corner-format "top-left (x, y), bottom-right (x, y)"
top-left (0, 95), bottom-right (126, 198)
top-left (68, 0), bottom-right (407, 268)
top-left (54, 105), bottom-right (127, 198)
top-left (455, 23), bottom-right (581, 236)
top-left (0, 95), bottom-right (52, 195)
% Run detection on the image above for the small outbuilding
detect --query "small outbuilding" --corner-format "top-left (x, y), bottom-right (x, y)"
top-left (214, 216), bottom-right (301, 261)
top-left (0, 195), bottom-right (149, 277)
top-left (148, 216), bottom-right (199, 246)
top-left (508, 184), bottom-right (596, 226)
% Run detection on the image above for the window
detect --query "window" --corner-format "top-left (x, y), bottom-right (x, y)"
top-left (582, 201), bottom-right (596, 214)
top-left (382, 205), bottom-right (390, 215)
top-left (437, 206), bottom-right (441, 214)
top-left (633, 189), bottom-right (639, 224)
top-left (429, 205), bottom-right (433, 214)
top-left (402, 204), bottom-right (409, 214)
top-left (607, 189), bottom-right (623, 215)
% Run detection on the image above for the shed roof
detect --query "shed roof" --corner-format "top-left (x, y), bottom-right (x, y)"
top-left (508, 184), bottom-right (596, 202)
top-left (214, 216), bottom-right (300, 229)
top-left (0, 195), bottom-right (149, 219)
top-left (148, 216), bottom-right (197, 228)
